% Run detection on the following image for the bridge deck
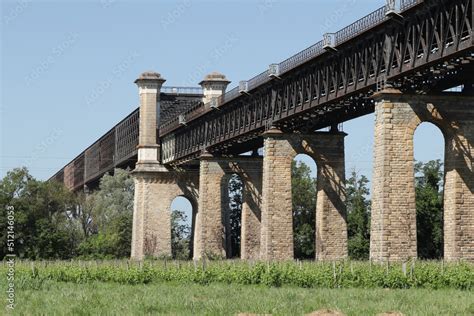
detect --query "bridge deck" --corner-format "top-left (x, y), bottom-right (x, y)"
top-left (50, 90), bottom-right (202, 190)
top-left (51, 0), bottom-right (473, 190)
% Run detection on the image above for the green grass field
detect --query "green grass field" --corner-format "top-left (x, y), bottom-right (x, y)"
top-left (9, 281), bottom-right (474, 315)
top-left (2, 260), bottom-right (473, 315)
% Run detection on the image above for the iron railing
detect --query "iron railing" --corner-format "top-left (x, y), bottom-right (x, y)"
top-left (401, 0), bottom-right (420, 10)
top-left (161, 86), bottom-right (203, 95)
top-left (248, 70), bottom-right (271, 91)
top-left (279, 41), bottom-right (325, 74)
top-left (222, 86), bottom-right (240, 103)
top-left (335, 6), bottom-right (387, 45)
top-left (159, 1), bottom-right (426, 136)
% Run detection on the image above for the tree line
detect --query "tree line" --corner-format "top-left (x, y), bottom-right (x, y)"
top-left (0, 168), bottom-right (133, 260)
top-left (0, 159), bottom-right (443, 260)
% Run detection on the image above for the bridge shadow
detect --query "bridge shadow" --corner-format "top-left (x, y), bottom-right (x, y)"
top-left (410, 96), bottom-right (474, 194)
top-left (175, 170), bottom-right (199, 259)
top-left (290, 134), bottom-right (347, 222)
top-left (217, 160), bottom-right (262, 259)
top-left (176, 170), bottom-right (200, 204)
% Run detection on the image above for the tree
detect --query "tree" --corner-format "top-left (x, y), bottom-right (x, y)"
top-left (77, 169), bottom-right (134, 259)
top-left (0, 168), bottom-right (80, 260)
top-left (90, 169), bottom-right (134, 233)
top-left (171, 209), bottom-right (191, 260)
top-left (291, 160), bottom-right (316, 259)
top-left (72, 191), bottom-right (97, 237)
top-left (346, 170), bottom-right (371, 260)
top-left (0, 167), bottom-right (135, 260)
top-left (0, 168), bottom-right (31, 259)
top-left (228, 174), bottom-right (243, 258)
top-left (415, 160), bottom-right (444, 259)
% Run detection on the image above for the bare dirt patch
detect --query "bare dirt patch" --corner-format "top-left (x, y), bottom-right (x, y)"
top-left (305, 309), bottom-right (346, 316)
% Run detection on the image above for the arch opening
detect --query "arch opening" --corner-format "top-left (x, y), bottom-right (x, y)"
top-left (224, 174), bottom-right (243, 258)
top-left (414, 122), bottom-right (445, 260)
top-left (170, 196), bottom-right (195, 260)
top-left (292, 154), bottom-right (317, 260)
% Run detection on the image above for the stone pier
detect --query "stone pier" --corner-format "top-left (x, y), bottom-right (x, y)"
top-left (130, 72), bottom-right (474, 263)
top-left (130, 71), bottom-right (199, 260)
top-left (193, 154), bottom-right (263, 260)
top-left (370, 87), bottom-right (474, 262)
top-left (260, 128), bottom-right (348, 261)
top-left (131, 170), bottom-right (199, 260)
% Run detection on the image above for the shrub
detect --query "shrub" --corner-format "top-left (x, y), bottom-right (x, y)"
top-left (3, 260), bottom-right (472, 290)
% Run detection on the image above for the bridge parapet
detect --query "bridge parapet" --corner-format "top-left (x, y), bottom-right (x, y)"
top-left (161, 86), bottom-right (203, 95)
top-left (115, 110), bottom-right (139, 166)
top-left (157, 0), bottom-right (428, 141)
top-left (335, 6), bottom-right (387, 45)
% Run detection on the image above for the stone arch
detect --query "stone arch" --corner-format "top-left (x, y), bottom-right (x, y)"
top-left (398, 112), bottom-right (448, 260)
top-left (132, 170), bottom-right (199, 260)
top-left (370, 92), bottom-right (474, 262)
top-left (405, 101), bottom-right (452, 150)
top-left (404, 102), bottom-right (466, 261)
top-left (169, 194), bottom-right (197, 259)
top-left (195, 156), bottom-right (262, 260)
top-left (412, 122), bottom-right (445, 259)
top-left (260, 130), bottom-right (347, 261)
top-left (202, 168), bottom-right (245, 259)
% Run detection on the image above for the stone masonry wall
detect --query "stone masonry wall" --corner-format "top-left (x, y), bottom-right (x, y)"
top-left (260, 129), bottom-right (348, 261)
top-left (194, 156), bottom-right (263, 260)
top-left (240, 161), bottom-right (263, 260)
top-left (370, 91), bottom-right (474, 262)
top-left (131, 169), bottom-right (199, 260)
top-left (138, 86), bottom-right (158, 148)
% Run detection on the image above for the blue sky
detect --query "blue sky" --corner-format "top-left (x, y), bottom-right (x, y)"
top-left (1, 0), bottom-right (443, 197)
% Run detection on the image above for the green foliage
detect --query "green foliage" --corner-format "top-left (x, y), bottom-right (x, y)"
top-left (77, 212), bottom-right (133, 259)
top-left (291, 160), bottom-right (316, 259)
top-left (0, 167), bottom-right (134, 260)
top-left (415, 160), bottom-right (444, 259)
top-left (5, 260), bottom-right (473, 290)
top-left (113, 212), bottom-right (134, 257)
top-left (77, 169), bottom-right (134, 259)
top-left (203, 252), bottom-right (227, 261)
top-left (0, 156), bottom-right (449, 264)
top-left (89, 169), bottom-right (134, 233)
top-left (76, 234), bottom-right (118, 260)
top-left (0, 168), bottom-right (80, 260)
top-left (171, 209), bottom-right (191, 260)
top-left (346, 170), bottom-right (371, 260)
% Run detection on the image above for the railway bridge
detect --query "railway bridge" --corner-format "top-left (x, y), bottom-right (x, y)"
top-left (51, 0), bottom-right (474, 261)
